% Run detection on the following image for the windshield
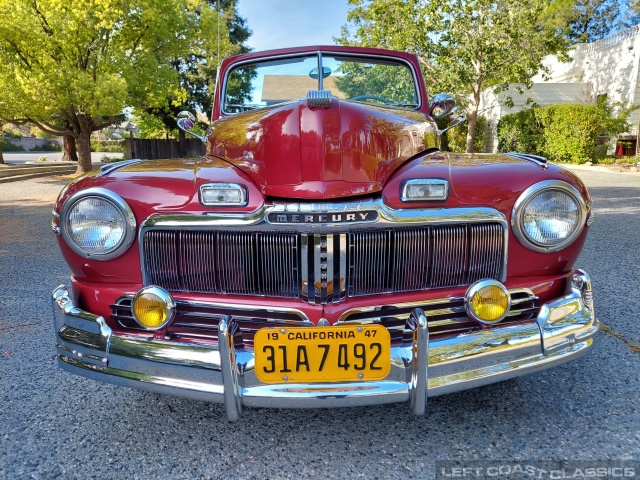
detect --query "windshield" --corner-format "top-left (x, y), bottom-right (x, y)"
top-left (223, 53), bottom-right (418, 113)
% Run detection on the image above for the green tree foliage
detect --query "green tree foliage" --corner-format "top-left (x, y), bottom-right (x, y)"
top-left (339, 0), bottom-right (573, 153)
top-left (0, 0), bottom-right (215, 174)
top-left (497, 100), bottom-right (635, 163)
top-left (144, 0), bottom-right (251, 142)
top-left (567, 0), bottom-right (620, 43)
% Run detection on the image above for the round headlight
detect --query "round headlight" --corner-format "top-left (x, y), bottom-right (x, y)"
top-left (61, 188), bottom-right (136, 260)
top-left (512, 181), bottom-right (587, 253)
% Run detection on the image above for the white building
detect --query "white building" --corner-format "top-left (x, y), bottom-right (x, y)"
top-left (481, 25), bottom-right (640, 154)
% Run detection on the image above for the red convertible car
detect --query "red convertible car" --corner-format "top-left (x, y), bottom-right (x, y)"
top-left (52, 45), bottom-right (598, 420)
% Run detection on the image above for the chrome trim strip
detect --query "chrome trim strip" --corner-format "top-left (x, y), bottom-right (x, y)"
top-left (338, 233), bottom-right (347, 303)
top-left (98, 159), bottom-right (144, 176)
top-left (505, 152), bottom-right (548, 168)
top-left (313, 234), bottom-right (322, 303)
top-left (142, 202), bottom-right (507, 232)
top-left (301, 235), bottom-right (309, 301)
top-left (326, 234), bottom-right (335, 302)
top-left (60, 187), bottom-right (137, 260)
top-left (511, 180), bottom-right (588, 253)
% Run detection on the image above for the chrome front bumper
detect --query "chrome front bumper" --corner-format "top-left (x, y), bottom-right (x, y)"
top-left (52, 270), bottom-right (598, 421)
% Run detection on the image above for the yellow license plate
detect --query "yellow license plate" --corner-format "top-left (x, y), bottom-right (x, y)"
top-left (254, 325), bottom-right (391, 384)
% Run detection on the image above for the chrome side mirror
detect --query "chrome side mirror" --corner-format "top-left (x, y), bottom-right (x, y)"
top-left (177, 111), bottom-right (211, 143)
top-left (429, 93), bottom-right (456, 119)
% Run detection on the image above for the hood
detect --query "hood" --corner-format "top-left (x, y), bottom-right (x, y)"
top-left (208, 98), bottom-right (437, 199)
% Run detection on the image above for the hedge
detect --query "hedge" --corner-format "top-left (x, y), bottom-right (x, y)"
top-left (90, 140), bottom-right (126, 153)
top-left (0, 138), bottom-right (25, 151)
top-left (497, 101), bottom-right (633, 164)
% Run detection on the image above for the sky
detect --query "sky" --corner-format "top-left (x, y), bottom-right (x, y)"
top-left (236, 0), bottom-right (351, 52)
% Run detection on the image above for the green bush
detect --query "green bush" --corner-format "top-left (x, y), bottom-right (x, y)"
top-left (444, 115), bottom-right (487, 153)
top-left (90, 140), bottom-right (125, 153)
top-left (497, 100), bottom-right (635, 164)
top-left (31, 141), bottom-right (61, 152)
top-left (496, 108), bottom-right (541, 154)
top-left (0, 138), bottom-right (24, 151)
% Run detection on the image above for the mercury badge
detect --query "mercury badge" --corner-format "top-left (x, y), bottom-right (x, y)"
top-left (267, 210), bottom-right (379, 224)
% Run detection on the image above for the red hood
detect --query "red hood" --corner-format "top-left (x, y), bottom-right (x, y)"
top-left (208, 98), bottom-right (437, 199)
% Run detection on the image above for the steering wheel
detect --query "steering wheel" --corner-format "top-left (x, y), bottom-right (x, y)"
top-left (350, 95), bottom-right (394, 105)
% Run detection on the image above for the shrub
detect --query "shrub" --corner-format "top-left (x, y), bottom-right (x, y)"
top-left (37, 155), bottom-right (47, 162)
top-left (100, 154), bottom-right (125, 163)
top-left (0, 138), bottom-right (24, 151)
top-left (496, 108), bottom-right (542, 154)
top-left (31, 141), bottom-right (61, 152)
top-left (497, 100), bottom-right (635, 164)
top-left (90, 140), bottom-right (125, 153)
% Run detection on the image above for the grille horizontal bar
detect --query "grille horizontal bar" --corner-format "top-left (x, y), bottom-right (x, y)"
top-left (141, 223), bottom-right (505, 303)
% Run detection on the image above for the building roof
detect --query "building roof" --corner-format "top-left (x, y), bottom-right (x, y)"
top-left (261, 76), bottom-right (347, 104)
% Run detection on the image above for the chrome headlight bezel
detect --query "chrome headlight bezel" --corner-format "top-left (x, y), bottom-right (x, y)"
top-left (511, 180), bottom-right (587, 253)
top-left (60, 188), bottom-right (136, 260)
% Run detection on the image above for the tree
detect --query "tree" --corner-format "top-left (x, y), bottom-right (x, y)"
top-left (340, 0), bottom-right (573, 153)
top-left (618, 0), bottom-right (640, 30)
top-left (567, 0), bottom-right (620, 43)
top-left (143, 0), bottom-right (251, 145)
top-left (0, 0), bottom-right (216, 174)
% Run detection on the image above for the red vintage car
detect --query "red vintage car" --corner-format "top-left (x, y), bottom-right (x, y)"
top-left (52, 45), bottom-right (598, 421)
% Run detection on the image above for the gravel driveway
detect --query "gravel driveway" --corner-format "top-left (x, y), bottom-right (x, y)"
top-left (0, 168), bottom-right (638, 480)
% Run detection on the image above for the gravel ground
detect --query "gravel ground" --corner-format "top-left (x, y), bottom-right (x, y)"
top-left (0, 167), bottom-right (638, 480)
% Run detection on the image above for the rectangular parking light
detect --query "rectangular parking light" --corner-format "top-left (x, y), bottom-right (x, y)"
top-left (199, 183), bottom-right (247, 206)
top-left (401, 179), bottom-right (449, 202)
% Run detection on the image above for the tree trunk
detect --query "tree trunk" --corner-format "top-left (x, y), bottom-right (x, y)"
top-left (466, 89), bottom-right (482, 153)
top-left (62, 135), bottom-right (78, 162)
top-left (76, 130), bottom-right (93, 175)
top-left (178, 129), bottom-right (186, 157)
top-left (0, 148), bottom-right (4, 164)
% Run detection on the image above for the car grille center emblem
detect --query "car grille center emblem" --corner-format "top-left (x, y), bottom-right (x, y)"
top-left (268, 210), bottom-right (378, 224)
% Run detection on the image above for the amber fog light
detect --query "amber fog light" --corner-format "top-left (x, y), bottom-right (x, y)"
top-left (465, 280), bottom-right (511, 324)
top-left (132, 287), bottom-right (175, 330)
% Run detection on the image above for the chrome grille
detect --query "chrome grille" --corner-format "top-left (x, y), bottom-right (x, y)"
top-left (347, 224), bottom-right (504, 296)
top-left (141, 223), bottom-right (505, 304)
top-left (143, 231), bottom-right (300, 298)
